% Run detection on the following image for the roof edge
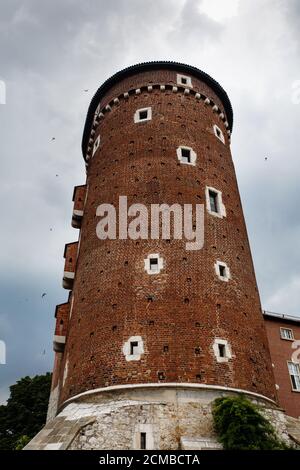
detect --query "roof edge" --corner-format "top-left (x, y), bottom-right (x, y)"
top-left (263, 310), bottom-right (300, 324)
top-left (82, 61), bottom-right (233, 158)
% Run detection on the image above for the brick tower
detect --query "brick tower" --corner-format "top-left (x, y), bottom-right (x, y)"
top-left (29, 62), bottom-right (288, 450)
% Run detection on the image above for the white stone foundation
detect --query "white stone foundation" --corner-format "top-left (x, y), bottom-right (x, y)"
top-left (24, 384), bottom-right (300, 450)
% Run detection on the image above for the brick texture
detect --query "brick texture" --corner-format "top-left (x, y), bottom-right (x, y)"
top-left (264, 316), bottom-right (300, 418)
top-left (63, 242), bottom-right (78, 274)
top-left (52, 67), bottom-right (276, 407)
top-left (55, 302), bottom-right (70, 338)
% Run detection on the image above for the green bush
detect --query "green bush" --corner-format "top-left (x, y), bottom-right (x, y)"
top-left (212, 395), bottom-right (289, 450)
top-left (15, 435), bottom-right (31, 450)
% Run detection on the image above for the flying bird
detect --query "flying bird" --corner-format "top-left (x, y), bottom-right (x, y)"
top-left (42, 349), bottom-right (46, 355)
top-left (41, 293), bottom-right (47, 298)
top-left (84, 89), bottom-right (89, 92)
top-left (265, 157), bottom-right (268, 161)
top-left (51, 137), bottom-right (55, 141)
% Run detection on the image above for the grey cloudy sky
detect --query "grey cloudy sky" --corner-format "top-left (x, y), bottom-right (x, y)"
top-left (0, 0), bottom-right (299, 403)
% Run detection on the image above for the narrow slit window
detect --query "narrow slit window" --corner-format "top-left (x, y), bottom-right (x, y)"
top-left (218, 343), bottom-right (226, 358)
top-left (219, 265), bottom-right (226, 278)
top-left (181, 148), bottom-right (191, 163)
top-left (130, 341), bottom-right (138, 355)
top-left (209, 190), bottom-right (218, 213)
top-left (140, 432), bottom-right (146, 450)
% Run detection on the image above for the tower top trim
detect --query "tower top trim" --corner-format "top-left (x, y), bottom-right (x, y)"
top-left (81, 61), bottom-right (233, 157)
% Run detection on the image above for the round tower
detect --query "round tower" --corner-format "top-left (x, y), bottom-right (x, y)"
top-left (46, 62), bottom-right (279, 450)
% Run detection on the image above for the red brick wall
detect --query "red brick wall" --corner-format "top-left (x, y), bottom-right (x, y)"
top-left (57, 68), bottom-right (276, 406)
top-left (99, 69), bottom-right (227, 122)
top-left (55, 302), bottom-right (70, 337)
top-left (72, 185), bottom-right (86, 213)
top-left (63, 242), bottom-right (78, 273)
top-left (264, 316), bottom-right (300, 418)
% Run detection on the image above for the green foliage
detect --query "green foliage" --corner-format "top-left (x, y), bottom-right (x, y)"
top-left (0, 373), bottom-right (51, 450)
top-left (212, 395), bottom-right (289, 450)
top-left (15, 435), bottom-right (31, 450)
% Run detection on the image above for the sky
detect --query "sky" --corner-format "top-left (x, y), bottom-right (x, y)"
top-left (0, 0), bottom-right (299, 404)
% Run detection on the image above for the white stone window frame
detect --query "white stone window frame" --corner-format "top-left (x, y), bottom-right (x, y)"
top-left (177, 74), bottom-right (193, 88)
top-left (176, 145), bottom-right (197, 166)
top-left (133, 424), bottom-right (155, 450)
top-left (134, 107), bottom-right (152, 123)
top-left (287, 361), bottom-right (300, 392)
top-left (92, 135), bottom-right (100, 157)
top-left (213, 338), bottom-right (232, 363)
top-left (144, 253), bottom-right (164, 275)
top-left (213, 124), bottom-right (225, 144)
top-left (280, 327), bottom-right (294, 341)
top-left (214, 260), bottom-right (231, 282)
top-left (205, 186), bottom-right (226, 218)
top-left (45, 443), bottom-right (63, 450)
top-left (122, 336), bottom-right (144, 362)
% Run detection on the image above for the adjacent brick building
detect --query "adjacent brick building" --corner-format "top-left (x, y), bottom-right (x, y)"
top-left (26, 62), bottom-right (300, 450)
top-left (264, 311), bottom-right (300, 418)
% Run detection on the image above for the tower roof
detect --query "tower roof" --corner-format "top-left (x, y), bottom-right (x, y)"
top-left (82, 61), bottom-right (233, 157)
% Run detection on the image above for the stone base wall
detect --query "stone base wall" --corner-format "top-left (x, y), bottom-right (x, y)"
top-left (46, 385), bottom-right (59, 422)
top-left (25, 384), bottom-right (299, 450)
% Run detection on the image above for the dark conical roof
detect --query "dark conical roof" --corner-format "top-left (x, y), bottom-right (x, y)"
top-left (82, 61), bottom-right (233, 157)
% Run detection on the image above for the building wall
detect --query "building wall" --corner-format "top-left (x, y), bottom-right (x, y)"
top-left (35, 386), bottom-right (293, 450)
top-left (264, 315), bottom-right (300, 418)
top-left (54, 65), bottom-right (276, 408)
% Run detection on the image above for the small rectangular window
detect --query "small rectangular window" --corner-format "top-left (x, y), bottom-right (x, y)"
top-left (218, 344), bottom-right (226, 358)
top-left (134, 107), bottom-right (152, 123)
top-left (177, 74), bottom-right (192, 87)
top-left (288, 362), bottom-right (300, 391)
top-left (181, 148), bottom-right (191, 163)
top-left (219, 265), bottom-right (226, 278)
top-left (280, 328), bottom-right (294, 340)
top-left (130, 341), bottom-right (138, 355)
top-left (139, 110), bottom-right (148, 120)
top-left (209, 190), bottom-right (218, 213)
top-left (140, 432), bottom-right (146, 450)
